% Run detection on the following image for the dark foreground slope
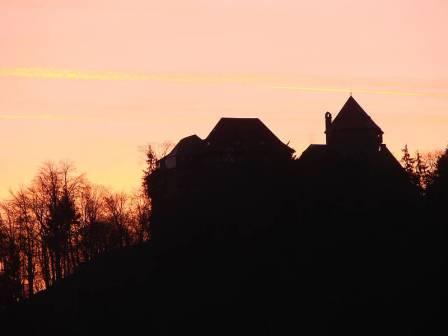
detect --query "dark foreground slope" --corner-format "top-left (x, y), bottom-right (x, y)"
top-left (3, 214), bottom-right (448, 336)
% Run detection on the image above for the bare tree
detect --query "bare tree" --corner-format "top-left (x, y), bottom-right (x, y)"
top-left (31, 162), bottom-right (84, 281)
top-left (0, 159), bottom-right (153, 298)
top-left (131, 192), bottom-right (152, 243)
top-left (104, 192), bottom-right (133, 248)
top-left (78, 184), bottom-right (113, 260)
top-left (0, 204), bottom-right (23, 302)
top-left (8, 188), bottom-right (38, 296)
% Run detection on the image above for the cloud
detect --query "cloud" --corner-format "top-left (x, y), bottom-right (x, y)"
top-left (1, 67), bottom-right (446, 98)
top-left (0, 67), bottom-right (269, 83)
top-left (0, 67), bottom-right (158, 81)
top-left (0, 113), bottom-right (64, 121)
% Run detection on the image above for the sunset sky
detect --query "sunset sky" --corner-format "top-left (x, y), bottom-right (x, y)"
top-left (1, 0), bottom-right (447, 198)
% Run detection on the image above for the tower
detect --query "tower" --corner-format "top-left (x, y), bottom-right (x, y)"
top-left (325, 96), bottom-right (383, 151)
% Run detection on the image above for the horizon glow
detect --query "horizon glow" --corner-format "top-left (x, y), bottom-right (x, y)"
top-left (1, 0), bottom-right (447, 198)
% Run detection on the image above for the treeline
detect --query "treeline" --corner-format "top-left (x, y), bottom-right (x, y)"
top-left (0, 145), bottom-right (160, 305)
top-left (400, 145), bottom-right (444, 194)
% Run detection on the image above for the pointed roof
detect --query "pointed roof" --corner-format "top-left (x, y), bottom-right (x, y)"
top-left (330, 96), bottom-right (383, 134)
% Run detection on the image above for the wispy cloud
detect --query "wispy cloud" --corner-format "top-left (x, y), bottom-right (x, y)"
top-left (0, 67), bottom-right (268, 83)
top-left (0, 67), bottom-right (169, 81)
top-left (1, 67), bottom-right (447, 98)
top-left (0, 113), bottom-right (68, 121)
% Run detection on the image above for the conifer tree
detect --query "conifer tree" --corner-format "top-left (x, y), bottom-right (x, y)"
top-left (401, 145), bottom-right (419, 187)
top-left (415, 151), bottom-right (429, 192)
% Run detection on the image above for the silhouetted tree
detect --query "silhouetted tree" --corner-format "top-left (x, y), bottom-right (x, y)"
top-left (0, 160), bottom-right (153, 301)
top-left (131, 192), bottom-right (152, 242)
top-left (0, 206), bottom-right (23, 303)
top-left (104, 192), bottom-right (133, 248)
top-left (427, 147), bottom-right (448, 205)
top-left (422, 150), bottom-right (443, 189)
top-left (8, 189), bottom-right (38, 296)
top-left (401, 144), bottom-right (419, 188)
top-left (142, 143), bottom-right (172, 200)
top-left (27, 184), bottom-right (52, 288)
top-left (31, 162), bottom-right (84, 282)
top-left (399, 147), bottom-right (443, 195)
top-left (414, 151), bottom-right (429, 194)
top-left (78, 184), bottom-right (108, 260)
top-left (142, 145), bottom-right (159, 199)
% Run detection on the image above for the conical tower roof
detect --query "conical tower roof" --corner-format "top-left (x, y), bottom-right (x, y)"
top-left (330, 96), bottom-right (383, 134)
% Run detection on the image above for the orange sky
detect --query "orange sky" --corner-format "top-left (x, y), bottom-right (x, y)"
top-left (1, 0), bottom-right (447, 198)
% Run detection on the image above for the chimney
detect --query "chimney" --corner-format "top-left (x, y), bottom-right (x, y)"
top-left (325, 112), bottom-right (332, 144)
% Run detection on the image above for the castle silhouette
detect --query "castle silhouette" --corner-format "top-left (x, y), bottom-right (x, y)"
top-left (149, 96), bottom-right (416, 247)
top-left (5, 97), bottom-right (442, 336)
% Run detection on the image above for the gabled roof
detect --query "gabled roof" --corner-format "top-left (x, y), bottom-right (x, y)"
top-left (330, 96), bottom-right (383, 133)
top-left (206, 118), bottom-right (295, 153)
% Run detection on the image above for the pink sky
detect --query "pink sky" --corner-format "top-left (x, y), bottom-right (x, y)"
top-left (1, 0), bottom-right (447, 197)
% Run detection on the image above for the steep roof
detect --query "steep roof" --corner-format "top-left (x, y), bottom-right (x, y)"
top-left (206, 118), bottom-right (295, 154)
top-left (330, 96), bottom-right (383, 133)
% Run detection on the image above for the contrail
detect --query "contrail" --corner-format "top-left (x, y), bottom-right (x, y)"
top-left (0, 67), bottom-right (446, 98)
top-left (0, 67), bottom-right (266, 83)
top-left (0, 67), bottom-right (174, 81)
top-left (0, 113), bottom-right (68, 121)
top-left (272, 85), bottom-right (448, 98)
